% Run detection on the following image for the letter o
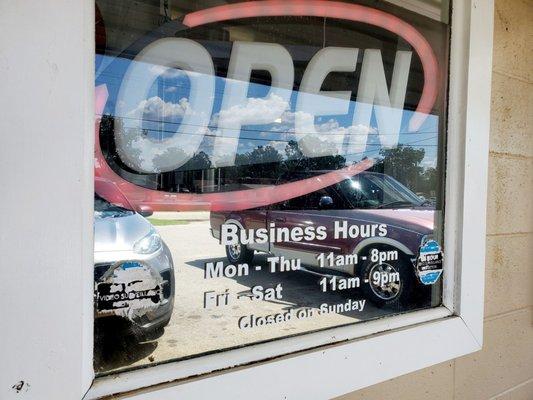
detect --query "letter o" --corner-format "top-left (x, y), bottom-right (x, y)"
top-left (115, 38), bottom-right (215, 173)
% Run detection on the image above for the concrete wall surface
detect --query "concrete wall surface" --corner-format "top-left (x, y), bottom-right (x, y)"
top-left (336, 0), bottom-right (533, 399)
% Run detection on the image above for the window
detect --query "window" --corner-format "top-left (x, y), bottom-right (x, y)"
top-left (93, 0), bottom-right (450, 375)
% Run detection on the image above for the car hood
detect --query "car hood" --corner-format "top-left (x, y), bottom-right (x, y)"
top-left (321, 209), bottom-right (435, 233)
top-left (94, 213), bottom-right (152, 252)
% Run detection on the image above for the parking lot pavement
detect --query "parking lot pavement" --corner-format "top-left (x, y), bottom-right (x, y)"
top-left (95, 220), bottom-right (387, 374)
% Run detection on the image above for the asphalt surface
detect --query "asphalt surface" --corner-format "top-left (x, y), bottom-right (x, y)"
top-left (95, 218), bottom-right (391, 374)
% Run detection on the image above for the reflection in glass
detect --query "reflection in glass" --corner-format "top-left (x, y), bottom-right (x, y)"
top-left (93, 0), bottom-right (449, 375)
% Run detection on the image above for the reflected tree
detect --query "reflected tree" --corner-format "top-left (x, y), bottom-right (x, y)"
top-left (371, 145), bottom-right (439, 196)
top-left (177, 151), bottom-right (212, 171)
top-left (283, 140), bottom-right (346, 177)
top-left (374, 145), bottom-right (425, 189)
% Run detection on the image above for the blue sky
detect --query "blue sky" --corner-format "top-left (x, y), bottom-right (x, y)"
top-left (96, 53), bottom-right (440, 170)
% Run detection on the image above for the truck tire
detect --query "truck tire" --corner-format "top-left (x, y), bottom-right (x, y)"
top-left (225, 228), bottom-right (254, 264)
top-left (359, 249), bottom-right (415, 309)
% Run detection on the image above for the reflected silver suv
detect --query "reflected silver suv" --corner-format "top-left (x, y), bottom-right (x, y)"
top-left (94, 179), bottom-right (174, 333)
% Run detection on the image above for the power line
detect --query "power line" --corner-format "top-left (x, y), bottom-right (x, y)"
top-left (100, 113), bottom-right (441, 137)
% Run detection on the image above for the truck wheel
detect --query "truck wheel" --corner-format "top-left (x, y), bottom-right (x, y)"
top-left (225, 233), bottom-right (254, 264)
top-left (359, 250), bottom-right (415, 309)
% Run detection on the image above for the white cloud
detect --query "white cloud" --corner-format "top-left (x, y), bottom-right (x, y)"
top-left (116, 125), bottom-right (213, 173)
top-left (217, 93), bottom-right (289, 127)
top-left (267, 140), bottom-right (288, 154)
top-left (127, 96), bottom-right (190, 121)
top-left (209, 94), bottom-right (290, 167)
top-left (284, 110), bottom-right (377, 157)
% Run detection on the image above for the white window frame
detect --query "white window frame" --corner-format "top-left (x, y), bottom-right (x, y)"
top-left (0, 1), bottom-right (493, 399)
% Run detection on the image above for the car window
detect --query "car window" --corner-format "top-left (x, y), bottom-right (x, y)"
top-left (273, 185), bottom-right (347, 210)
top-left (338, 174), bottom-right (425, 209)
top-left (94, 194), bottom-right (135, 218)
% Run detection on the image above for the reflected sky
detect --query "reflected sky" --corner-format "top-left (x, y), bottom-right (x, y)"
top-left (96, 53), bottom-right (439, 172)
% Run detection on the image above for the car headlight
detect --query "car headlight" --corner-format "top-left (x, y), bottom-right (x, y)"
top-left (133, 230), bottom-right (162, 254)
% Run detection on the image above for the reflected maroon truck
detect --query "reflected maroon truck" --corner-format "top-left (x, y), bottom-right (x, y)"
top-left (210, 172), bottom-right (436, 308)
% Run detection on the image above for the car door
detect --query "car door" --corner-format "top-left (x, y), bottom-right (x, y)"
top-left (239, 208), bottom-right (268, 252)
top-left (268, 186), bottom-right (350, 273)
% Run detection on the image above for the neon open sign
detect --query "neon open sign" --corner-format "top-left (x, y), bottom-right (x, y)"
top-left (95, 0), bottom-right (439, 212)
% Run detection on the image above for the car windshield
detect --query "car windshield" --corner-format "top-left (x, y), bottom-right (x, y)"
top-left (338, 173), bottom-right (425, 209)
top-left (94, 194), bottom-right (135, 219)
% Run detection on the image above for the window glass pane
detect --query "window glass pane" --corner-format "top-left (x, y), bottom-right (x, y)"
top-left (94, 0), bottom-right (449, 375)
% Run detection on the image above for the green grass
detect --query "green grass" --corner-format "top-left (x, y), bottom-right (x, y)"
top-left (147, 218), bottom-right (190, 226)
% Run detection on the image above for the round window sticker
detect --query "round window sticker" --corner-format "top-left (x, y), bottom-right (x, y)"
top-left (415, 239), bottom-right (443, 285)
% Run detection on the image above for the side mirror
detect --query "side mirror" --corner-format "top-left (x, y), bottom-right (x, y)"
top-left (318, 195), bottom-right (334, 209)
top-left (137, 205), bottom-right (153, 218)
